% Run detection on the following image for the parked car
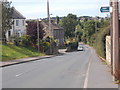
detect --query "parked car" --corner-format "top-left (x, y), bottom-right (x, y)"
top-left (77, 45), bottom-right (84, 51)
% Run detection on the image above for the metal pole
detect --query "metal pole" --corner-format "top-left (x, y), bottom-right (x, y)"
top-left (111, 0), bottom-right (119, 80)
top-left (37, 19), bottom-right (40, 52)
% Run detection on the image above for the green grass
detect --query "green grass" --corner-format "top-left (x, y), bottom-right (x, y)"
top-left (1, 44), bottom-right (45, 61)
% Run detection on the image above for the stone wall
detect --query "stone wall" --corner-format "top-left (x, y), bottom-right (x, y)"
top-left (106, 36), bottom-right (111, 66)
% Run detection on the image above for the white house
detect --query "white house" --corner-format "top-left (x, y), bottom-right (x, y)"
top-left (6, 7), bottom-right (26, 41)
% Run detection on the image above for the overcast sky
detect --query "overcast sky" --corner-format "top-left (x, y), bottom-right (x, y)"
top-left (9, 0), bottom-right (110, 19)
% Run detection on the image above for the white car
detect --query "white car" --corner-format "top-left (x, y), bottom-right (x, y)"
top-left (77, 46), bottom-right (84, 51)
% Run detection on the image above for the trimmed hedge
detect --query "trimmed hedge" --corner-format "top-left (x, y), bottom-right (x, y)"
top-left (94, 26), bottom-right (110, 58)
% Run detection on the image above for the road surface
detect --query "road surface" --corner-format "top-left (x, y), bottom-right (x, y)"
top-left (2, 46), bottom-right (95, 88)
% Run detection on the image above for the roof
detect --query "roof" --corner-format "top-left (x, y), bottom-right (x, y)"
top-left (12, 7), bottom-right (26, 19)
top-left (41, 21), bottom-right (64, 30)
top-left (51, 23), bottom-right (64, 30)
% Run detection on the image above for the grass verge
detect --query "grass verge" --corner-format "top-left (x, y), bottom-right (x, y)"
top-left (1, 44), bottom-right (45, 61)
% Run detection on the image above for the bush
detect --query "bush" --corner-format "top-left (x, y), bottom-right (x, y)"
top-left (21, 35), bottom-right (31, 47)
top-left (42, 42), bottom-right (50, 52)
top-left (59, 45), bottom-right (66, 49)
top-left (14, 37), bottom-right (21, 46)
top-left (66, 41), bottom-right (78, 52)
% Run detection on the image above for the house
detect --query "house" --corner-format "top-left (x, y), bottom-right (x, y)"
top-left (41, 21), bottom-right (64, 47)
top-left (6, 7), bottom-right (26, 41)
top-left (52, 23), bottom-right (64, 47)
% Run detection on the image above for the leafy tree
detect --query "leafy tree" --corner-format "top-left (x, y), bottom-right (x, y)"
top-left (59, 14), bottom-right (77, 38)
top-left (26, 21), bottom-right (45, 45)
top-left (56, 16), bottom-right (59, 24)
top-left (2, 1), bottom-right (13, 43)
top-left (75, 24), bottom-right (83, 41)
top-left (81, 20), bottom-right (95, 43)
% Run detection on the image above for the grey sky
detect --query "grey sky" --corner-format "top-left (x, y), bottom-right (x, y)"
top-left (10, 0), bottom-right (110, 19)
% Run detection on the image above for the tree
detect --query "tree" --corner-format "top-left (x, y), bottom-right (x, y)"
top-left (75, 24), bottom-right (83, 41)
top-left (26, 21), bottom-right (45, 45)
top-left (2, 1), bottom-right (13, 43)
top-left (56, 16), bottom-right (59, 24)
top-left (59, 14), bottom-right (77, 38)
top-left (81, 20), bottom-right (95, 43)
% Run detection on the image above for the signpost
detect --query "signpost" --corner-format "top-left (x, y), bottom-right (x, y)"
top-left (100, 6), bottom-right (110, 13)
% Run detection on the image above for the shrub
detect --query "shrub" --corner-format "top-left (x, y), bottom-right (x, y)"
top-left (66, 41), bottom-right (78, 52)
top-left (21, 35), bottom-right (31, 47)
top-left (42, 42), bottom-right (50, 52)
top-left (14, 37), bottom-right (21, 46)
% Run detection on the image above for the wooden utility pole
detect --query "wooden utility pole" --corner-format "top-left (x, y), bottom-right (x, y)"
top-left (110, 1), bottom-right (113, 75)
top-left (47, 0), bottom-right (52, 54)
top-left (111, 0), bottom-right (119, 80)
top-left (0, 1), bottom-right (2, 41)
top-left (37, 19), bottom-right (40, 52)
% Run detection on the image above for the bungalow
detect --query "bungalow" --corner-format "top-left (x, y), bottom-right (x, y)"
top-left (6, 7), bottom-right (26, 41)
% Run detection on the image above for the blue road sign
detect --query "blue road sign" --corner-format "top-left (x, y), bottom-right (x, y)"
top-left (100, 7), bottom-right (110, 13)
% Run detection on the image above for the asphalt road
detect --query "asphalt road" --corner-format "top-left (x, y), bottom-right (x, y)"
top-left (2, 46), bottom-right (93, 88)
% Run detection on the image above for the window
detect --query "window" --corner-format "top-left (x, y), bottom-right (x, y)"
top-left (8, 31), bottom-right (11, 37)
top-left (23, 20), bottom-right (25, 26)
top-left (16, 20), bottom-right (19, 26)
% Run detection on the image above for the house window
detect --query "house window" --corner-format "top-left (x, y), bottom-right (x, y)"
top-left (23, 20), bottom-right (25, 26)
top-left (16, 20), bottom-right (19, 26)
top-left (8, 31), bottom-right (11, 37)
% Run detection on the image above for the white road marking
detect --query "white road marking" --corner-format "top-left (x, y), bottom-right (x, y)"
top-left (83, 50), bottom-right (92, 88)
top-left (15, 73), bottom-right (23, 77)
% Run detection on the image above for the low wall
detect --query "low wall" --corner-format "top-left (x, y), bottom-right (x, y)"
top-left (106, 36), bottom-right (111, 66)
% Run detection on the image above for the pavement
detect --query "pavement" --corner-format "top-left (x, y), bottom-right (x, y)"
top-left (87, 49), bottom-right (118, 88)
top-left (1, 48), bottom-right (119, 88)
top-left (0, 55), bottom-right (55, 67)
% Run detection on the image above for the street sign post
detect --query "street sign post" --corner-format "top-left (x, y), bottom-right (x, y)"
top-left (100, 6), bottom-right (110, 13)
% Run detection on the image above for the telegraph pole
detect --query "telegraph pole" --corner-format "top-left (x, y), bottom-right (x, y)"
top-left (0, 1), bottom-right (2, 41)
top-left (47, 0), bottom-right (52, 54)
top-left (37, 19), bottom-right (40, 52)
top-left (110, 1), bottom-right (113, 75)
top-left (110, 0), bottom-right (119, 80)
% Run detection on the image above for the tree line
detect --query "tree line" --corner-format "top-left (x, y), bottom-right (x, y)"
top-left (59, 13), bottom-right (110, 58)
